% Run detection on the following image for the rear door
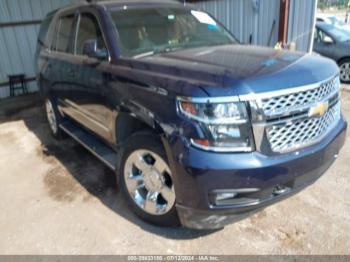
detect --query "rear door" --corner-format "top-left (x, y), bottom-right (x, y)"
top-left (50, 12), bottom-right (78, 106)
top-left (36, 12), bottom-right (56, 96)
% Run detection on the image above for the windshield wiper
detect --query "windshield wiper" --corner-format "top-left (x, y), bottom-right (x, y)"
top-left (133, 41), bottom-right (228, 59)
top-left (154, 45), bottom-right (186, 55)
top-left (133, 45), bottom-right (185, 59)
top-left (133, 51), bottom-right (155, 59)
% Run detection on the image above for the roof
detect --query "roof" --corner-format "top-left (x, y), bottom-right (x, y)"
top-left (56, 0), bottom-right (184, 15)
top-left (96, 0), bottom-right (183, 8)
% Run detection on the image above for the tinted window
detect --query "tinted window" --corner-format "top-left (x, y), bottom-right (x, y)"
top-left (109, 8), bottom-right (236, 58)
top-left (315, 28), bottom-right (331, 43)
top-left (55, 15), bottom-right (75, 53)
top-left (75, 13), bottom-right (106, 55)
top-left (314, 28), bottom-right (322, 42)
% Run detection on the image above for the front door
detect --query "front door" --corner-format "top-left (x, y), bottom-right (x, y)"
top-left (66, 11), bottom-right (116, 143)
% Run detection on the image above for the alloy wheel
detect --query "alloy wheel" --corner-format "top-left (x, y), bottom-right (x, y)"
top-left (124, 150), bottom-right (175, 216)
top-left (340, 62), bottom-right (350, 82)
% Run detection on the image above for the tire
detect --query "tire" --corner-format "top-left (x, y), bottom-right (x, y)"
top-left (45, 98), bottom-right (64, 139)
top-left (339, 58), bottom-right (350, 84)
top-left (118, 131), bottom-right (180, 227)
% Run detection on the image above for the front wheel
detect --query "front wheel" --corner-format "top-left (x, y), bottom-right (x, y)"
top-left (118, 132), bottom-right (180, 227)
top-left (339, 58), bottom-right (350, 84)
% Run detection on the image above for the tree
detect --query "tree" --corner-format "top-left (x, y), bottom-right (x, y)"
top-left (318, 0), bottom-right (349, 8)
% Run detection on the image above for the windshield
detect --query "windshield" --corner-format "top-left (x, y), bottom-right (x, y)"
top-left (109, 7), bottom-right (237, 58)
top-left (326, 25), bottom-right (350, 42)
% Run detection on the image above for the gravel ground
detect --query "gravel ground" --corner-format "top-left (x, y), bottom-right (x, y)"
top-left (0, 89), bottom-right (349, 255)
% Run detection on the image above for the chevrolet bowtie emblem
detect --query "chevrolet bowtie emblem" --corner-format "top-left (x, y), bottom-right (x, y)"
top-left (308, 102), bottom-right (329, 118)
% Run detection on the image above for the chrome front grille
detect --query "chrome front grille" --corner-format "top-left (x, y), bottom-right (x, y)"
top-left (266, 102), bottom-right (341, 153)
top-left (246, 76), bottom-right (342, 154)
top-left (261, 76), bottom-right (340, 118)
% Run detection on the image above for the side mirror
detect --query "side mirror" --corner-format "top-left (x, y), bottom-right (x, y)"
top-left (323, 36), bottom-right (334, 44)
top-left (82, 39), bottom-right (108, 59)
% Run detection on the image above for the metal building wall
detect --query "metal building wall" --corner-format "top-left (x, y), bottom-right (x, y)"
top-left (288, 0), bottom-right (318, 52)
top-left (195, 0), bottom-right (317, 52)
top-left (0, 0), bottom-right (80, 99)
top-left (194, 0), bottom-right (281, 47)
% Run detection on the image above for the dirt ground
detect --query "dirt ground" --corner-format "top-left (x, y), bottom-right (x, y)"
top-left (0, 88), bottom-right (349, 255)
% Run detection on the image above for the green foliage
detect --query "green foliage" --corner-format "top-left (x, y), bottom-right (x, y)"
top-left (318, 0), bottom-right (350, 9)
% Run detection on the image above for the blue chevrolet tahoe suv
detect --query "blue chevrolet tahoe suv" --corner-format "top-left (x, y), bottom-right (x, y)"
top-left (35, 0), bottom-right (347, 229)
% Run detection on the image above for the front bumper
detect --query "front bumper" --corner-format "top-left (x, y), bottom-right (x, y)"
top-left (163, 118), bottom-right (347, 229)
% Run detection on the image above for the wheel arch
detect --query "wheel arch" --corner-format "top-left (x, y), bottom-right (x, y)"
top-left (337, 56), bottom-right (350, 65)
top-left (115, 112), bottom-right (166, 146)
top-left (38, 74), bottom-right (54, 100)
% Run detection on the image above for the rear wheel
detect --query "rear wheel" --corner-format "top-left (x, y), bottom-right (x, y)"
top-left (339, 58), bottom-right (350, 84)
top-left (118, 132), bottom-right (179, 227)
top-left (45, 98), bottom-right (63, 138)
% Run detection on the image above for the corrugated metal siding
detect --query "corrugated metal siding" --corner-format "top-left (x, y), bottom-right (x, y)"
top-left (288, 0), bottom-right (318, 52)
top-left (0, 0), bottom-right (80, 99)
top-left (194, 0), bottom-right (281, 47)
top-left (196, 0), bottom-right (317, 51)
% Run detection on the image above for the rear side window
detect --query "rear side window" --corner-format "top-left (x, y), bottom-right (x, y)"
top-left (75, 13), bottom-right (106, 55)
top-left (55, 15), bottom-right (75, 53)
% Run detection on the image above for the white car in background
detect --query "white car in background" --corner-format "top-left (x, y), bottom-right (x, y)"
top-left (317, 14), bottom-right (350, 31)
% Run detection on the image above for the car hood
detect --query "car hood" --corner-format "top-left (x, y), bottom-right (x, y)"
top-left (341, 24), bottom-right (350, 31)
top-left (127, 44), bottom-right (339, 97)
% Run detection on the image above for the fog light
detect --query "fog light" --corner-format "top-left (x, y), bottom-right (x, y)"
top-left (215, 192), bottom-right (237, 202)
top-left (209, 188), bottom-right (260, 206)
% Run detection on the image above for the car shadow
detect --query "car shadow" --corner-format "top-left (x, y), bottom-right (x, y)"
top-left (15, 104), bottom-right (222, 239)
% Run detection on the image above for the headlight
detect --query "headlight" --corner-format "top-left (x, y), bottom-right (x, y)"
top-left (177, 97), bottom-right (254, 152)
